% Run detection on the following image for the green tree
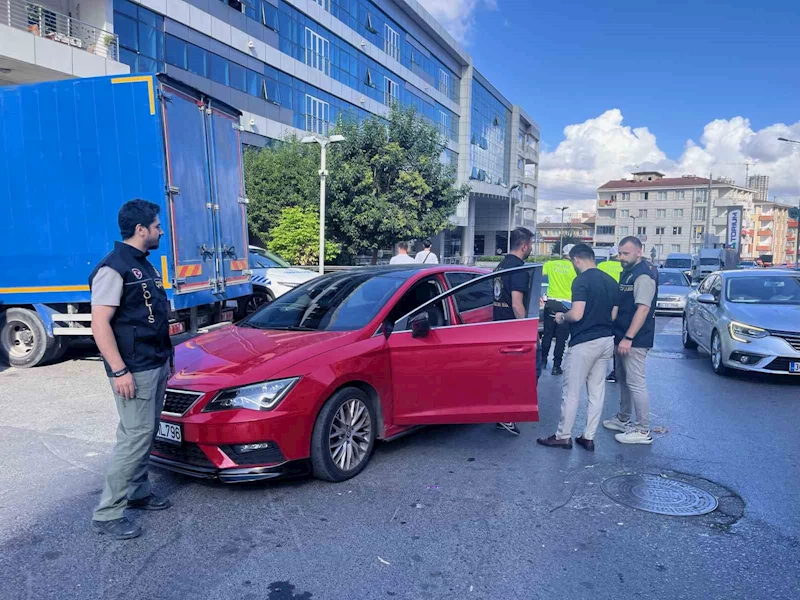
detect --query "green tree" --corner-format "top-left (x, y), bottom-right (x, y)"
top-left (327, 106), bottom-right (469, 262)
top-left (551, 235), bottom-right (583, 256)
top-left (267, 206), bottom-right (340, 266)
top-left (244, 138), bottom-right (320, 241)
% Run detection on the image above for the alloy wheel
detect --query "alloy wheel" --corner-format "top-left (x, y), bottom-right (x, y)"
top-left (328, 398), bottom-right (373, 472)
top-left (712, 333), bottom-right (722, 370)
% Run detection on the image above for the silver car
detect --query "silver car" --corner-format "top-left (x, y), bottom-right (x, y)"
top-left (682, 270), bottom-right (800, 375)
top-left (656, 268), bottom-right (693, 315)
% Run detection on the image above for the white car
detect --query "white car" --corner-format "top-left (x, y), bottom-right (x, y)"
top-left (240, 246), bottom-right (319, 316)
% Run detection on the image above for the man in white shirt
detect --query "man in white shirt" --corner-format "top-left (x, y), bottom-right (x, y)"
top-left (389, 242), bottom-right (415, 264)
top-left (414, 240), bottom-right (439, 264)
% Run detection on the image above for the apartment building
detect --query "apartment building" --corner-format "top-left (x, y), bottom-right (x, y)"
top-left (746, 200), bottom-right (795, 264)
top-left (595, 171), bottom-right (756, 262)
top-left (533, 218), bottom-right (595, 257)
top-left (0, 0), bottom-right (539, 260)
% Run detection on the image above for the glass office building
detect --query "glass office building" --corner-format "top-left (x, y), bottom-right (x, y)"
top-left (111, 0), bottom-right (540, 259)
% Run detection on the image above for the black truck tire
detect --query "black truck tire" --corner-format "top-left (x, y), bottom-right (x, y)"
top-left (0, 308), bottom-right (59, 368)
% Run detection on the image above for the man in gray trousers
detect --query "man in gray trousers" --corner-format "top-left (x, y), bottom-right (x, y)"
top-left (89, 199), bottom-right (173, 540)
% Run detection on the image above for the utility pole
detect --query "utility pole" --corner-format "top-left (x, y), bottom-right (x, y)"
top-left (777, 138), bottom-right (800, 269)
top-left (704, 172), bottom-right (713, 248)
top-left (558, 206), bottom-right (569, 254)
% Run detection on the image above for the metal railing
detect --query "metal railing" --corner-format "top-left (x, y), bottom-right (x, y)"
top-left (2, 0), bottom-right (119, 60)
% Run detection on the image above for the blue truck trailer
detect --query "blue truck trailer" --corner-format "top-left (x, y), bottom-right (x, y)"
top-left (0, 74), bottom-right (252, 367)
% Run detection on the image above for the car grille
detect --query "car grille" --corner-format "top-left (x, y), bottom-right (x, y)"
top-left (151, 440), bottom-right (215, 467)
top-left (769, 330), bottom-right (800, 352)
top-left (763, 357), bottom-right (798, 372)
top-left (162, 389), bottom-right (202, 416)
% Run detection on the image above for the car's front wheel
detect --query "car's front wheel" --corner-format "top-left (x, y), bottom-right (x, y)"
top-left (238, 288), bottom-right (273, 319)
top-left (311, 387), bottom-right (377, 482)
top-left (682, 316), bottom-right (698, 349)
top-left (710, 330), bottom-right (728, 376)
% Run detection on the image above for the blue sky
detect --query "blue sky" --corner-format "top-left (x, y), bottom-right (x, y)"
top-left (421, 0), bottom-right (800, 215)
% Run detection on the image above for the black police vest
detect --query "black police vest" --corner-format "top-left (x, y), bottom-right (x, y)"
top-left (614, 260), bottom-right (658, 348)
top-left (89, 242), bottom-right (172, 375)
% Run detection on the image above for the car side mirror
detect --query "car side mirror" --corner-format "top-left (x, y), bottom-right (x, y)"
top-left (691, 281), bottom-right (699, 288)
top-left (410, 312), bottom-right (431, 338)
top-left (383, 318), bottom-right (395, 339)
top-left (697, 293), bottom-right (718, 305)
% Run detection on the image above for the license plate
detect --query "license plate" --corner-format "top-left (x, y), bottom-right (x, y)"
top-left (197, 313), bottom-right (211, 327)
top-left (156, 421), bottom-right (182, 445)
top-left (790, 362), bottom-right (800, 373)
top-left (658, 302), bottom-right (680, 309)
top-left (221, 309), bottom-right (234, 322)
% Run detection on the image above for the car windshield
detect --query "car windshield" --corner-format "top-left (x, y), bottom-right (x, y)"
top-left (726, 275), bottom-right (800, 305)
top-left (249, 248), bottom-right (290, 268)
top-left (659, 272), bottom-right (689, 287)
top-left (240, 271), bottom-right (408, 331)
top-left (700, 258), bottom-right (719, 265)
top-left (665, 259), bottom-right (691, 269)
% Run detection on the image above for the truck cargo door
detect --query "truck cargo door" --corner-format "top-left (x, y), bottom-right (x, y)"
top-left (161, 85), bottom-right (215, 292)
top-left (208, 106), bottom-right (249, 290)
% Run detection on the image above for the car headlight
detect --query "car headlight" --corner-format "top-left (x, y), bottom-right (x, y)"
top-left (728, 321), bottom-right (768, 343)
top-left (203, 377), bottom-right (299, 412)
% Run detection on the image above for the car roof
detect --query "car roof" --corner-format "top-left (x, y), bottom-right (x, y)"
top-left (718, 269), bottom-right (799, 278)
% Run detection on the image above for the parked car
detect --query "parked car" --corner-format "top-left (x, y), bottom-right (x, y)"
top-left (239, 246), bottom-right (319, 316)
top-left (153, 265), bottom-right (542, 483)
top-left (682, 270), bottom-right (800, 375)
top-left (737, 260), bottom-right (759, 269)
top-left (655, 269), bottom-right (693, 315)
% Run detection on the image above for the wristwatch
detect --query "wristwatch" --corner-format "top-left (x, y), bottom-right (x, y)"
top-left (111, 367), bottom-right (130, 378)
top-left (624, 335), bottom-right (634, 341)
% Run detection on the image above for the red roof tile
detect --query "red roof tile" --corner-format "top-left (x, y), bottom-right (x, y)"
top-left (598, 177), bottom-right (722, 190)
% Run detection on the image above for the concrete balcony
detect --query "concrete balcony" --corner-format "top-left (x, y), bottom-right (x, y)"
top-left (523, 145), bottom-right (538, 164)
top-left (0, 0), bottom-right (127, 85)
top-left (594, 233), bottom-right (616, 244)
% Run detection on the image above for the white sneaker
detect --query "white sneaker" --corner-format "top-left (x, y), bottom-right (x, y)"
top-left (602, 416), bottom-right (630, 432)
top-left (615, 428), bottom-right (653, 445)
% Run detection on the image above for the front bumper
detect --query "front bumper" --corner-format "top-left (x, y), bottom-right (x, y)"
top-left (150, 453), bottom-right (310, 483)
top-left (721, 330), bottom-right (800, 375)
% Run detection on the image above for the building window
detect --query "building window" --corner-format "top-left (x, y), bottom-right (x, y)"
top-left (675, 190), bottom-right (685, 200)
top-left (619, 226), bottom-right (629, 235)
top-left (209, 53), bottom-right (229, 86)
top-left (639, 209), bottom-right (647, 217)
top-left (305, 28), bottom-right (330, 75)
top-left (165, 35), bottom-right (187, 70)
top-left (438, 110), bottom-right (450, 139)
top-left (654, 243), bottom-right (664, 255)
top-left (620, 209), bottom-right (630, 218)
top-left (384, 24), bottom-right (400, 60)
top-left (114, 0), bottom-right (164, 73)
top-left (638, 226), bottom-right (647, 235)
top-left (658, 191), bottom-right (667, 201)
top-left (695, 189), bottom-right (707, 203)
top-left (517, 157), bottom-right (524, 171)
top-left (673, 226), bottom-right (683, 235)
top-left (312, 0), bottom-right (330, 10)
top-left (597, 226), bottom-right (615, 235)
top-left (695, 207), bottom-right (706, 221)
top-left (305, 94), bottom-right (330, 135)
top-left (438, 68), bottom-right (450, 97)
top-left (641, 192), bottom-right (649, 201)
top-left (622, 192), bottom-right (630, 201)
top-left (656, 209), bottom-right (666, 219)
top-left (262, 2), bottom-right (279, 30)
top-left (384, 76), bottom-right (399, 105)
top-left (610, 194), bottom-right (617, 201)
top-left (674, 209), bottom-right (684, 218)
top-left (694, 226), bottom-right (705, 240)
top-left (656, 226), bottom-right (665, 235)
top-left (187, 43), bottom-right (207, 78)
top-left (671, 244), bottom-right (681, 252)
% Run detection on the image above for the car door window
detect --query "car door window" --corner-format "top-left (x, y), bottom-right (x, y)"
top-left (445, 272), bottom-right (494, 320)
top-left (698, 276), bottom-right (714, 294)
top-left (388, 277), bottom-right (449, 329)
top-left (710, 276), bottom-right (723, 303)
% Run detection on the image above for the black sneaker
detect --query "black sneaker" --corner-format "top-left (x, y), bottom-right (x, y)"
top-left (552, 366), bottom-right (564, 376)
top-left (496, 422), bottom-right (520, 436)
top-left (91, 517), bottom-right (142, 540)
top-left (606, 371), bottom-right (617, 383)
top-left (128, 494), bottom-right (171, 511)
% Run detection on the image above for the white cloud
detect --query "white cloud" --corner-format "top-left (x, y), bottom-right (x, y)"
top-left (537, 110), bottom-right (800, 222)
top-left (417, 0), bottom-right (497, 43)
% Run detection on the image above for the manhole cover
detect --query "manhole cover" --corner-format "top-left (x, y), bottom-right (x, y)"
top-left (601, 474), bottom-right (718, 516)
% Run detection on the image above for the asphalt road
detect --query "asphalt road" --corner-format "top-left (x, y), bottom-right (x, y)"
top-left (1, 317), bottom-right (799, 600)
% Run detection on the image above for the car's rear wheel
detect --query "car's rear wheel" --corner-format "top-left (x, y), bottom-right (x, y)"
top-left (711, 330), bottom-right (728, 376)
top-left (311, 387), bottom-right (376, 482)
top-left (682, 316), bottom-right (697, 349)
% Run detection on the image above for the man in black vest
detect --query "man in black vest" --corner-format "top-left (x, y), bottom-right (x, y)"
top-left (603, 236), bottom-right (658, 445)
top-left (89, 199), bottom-right (173, 540)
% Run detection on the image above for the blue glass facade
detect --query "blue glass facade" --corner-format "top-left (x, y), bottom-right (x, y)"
top-left (469, 80), bottom-right (510, 186)
top-left (114, 0), bottom-right (165, 74)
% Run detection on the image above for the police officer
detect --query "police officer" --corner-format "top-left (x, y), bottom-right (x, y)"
top-left (541, 244), bottom-right (577, 375)
top-left (89, 199), bottom-right (173, 540)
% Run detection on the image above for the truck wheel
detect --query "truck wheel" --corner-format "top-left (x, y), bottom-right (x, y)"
top-left (1, 308), bottom-right (58, 368)
top-left (311, 387), bottom-right (377, 482)
top-left (238, 288), bottom-right (273, 318)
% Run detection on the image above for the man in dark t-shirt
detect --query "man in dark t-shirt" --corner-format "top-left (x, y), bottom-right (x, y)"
top-left (492, 227), bottom-right (534, 436)
top-left (537, 244), bottom-right (617, 451)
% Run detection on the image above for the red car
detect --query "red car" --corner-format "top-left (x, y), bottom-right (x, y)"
top-left (152, 265), bottom-right (541, 483)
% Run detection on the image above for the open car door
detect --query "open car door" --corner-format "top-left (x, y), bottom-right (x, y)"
top-left (388, 265), bottom-right (542, 425)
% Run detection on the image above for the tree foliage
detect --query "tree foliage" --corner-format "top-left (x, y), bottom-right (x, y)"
top-left (551, 235), bottom-right (584, 256)
top-left (267, 207), bottom-right (340, 265)
top-left (326, 106), bottom-right (469, 259)
top-left (244, 139), bottom-right (320, 241)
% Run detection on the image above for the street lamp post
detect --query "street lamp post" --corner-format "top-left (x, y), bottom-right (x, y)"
top-left (631, 214), bottom-right (637, 238)
top-left (777, 137), bottom-right (800, 269)
top-left (301, 134), bottom-right (346, 274)
top-left (507, 183), bottom-right (521, 253)
top-left (558, 206), bottom-right (569, 254)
